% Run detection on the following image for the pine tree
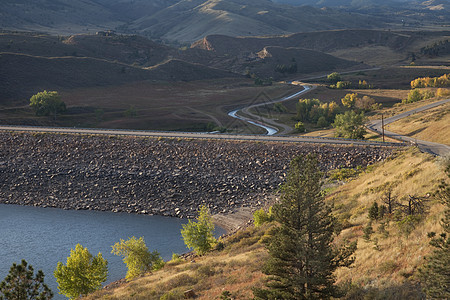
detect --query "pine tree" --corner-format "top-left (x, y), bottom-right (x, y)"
top-left (253, 155), bottom-right (356, 300)
top-left (0, 260), bottom-right (53, 300)
top-left (419, 163), bottom-right (450, 298)
top-left (368, 202), bottom-right (379, 221)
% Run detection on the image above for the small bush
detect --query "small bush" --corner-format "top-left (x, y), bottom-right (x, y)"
top-left (329, 168), bottom-right (360, 181)
top-left (397, 215), bottom-right (423, 236)
top-left (294, 121), bottom-right (305, 133)
top-left (363, 222), bottom-right (374, 241)
top-left (196, 265), bottom-right (216, 278)
top-left (165, 274), bottom-right (198, 290)
top-left (160, 289), bottom-right (184, 300)
top-left (379, 260), bottom-right (398, 274)
top-left (253, 207), bottom-right (273, 227)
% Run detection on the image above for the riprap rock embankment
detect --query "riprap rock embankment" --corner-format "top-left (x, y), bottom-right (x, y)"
top-left (0, 132), bottom-right (394, 218)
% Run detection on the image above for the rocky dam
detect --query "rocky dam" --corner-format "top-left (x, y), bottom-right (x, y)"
top-left (0, 132), bottom-right (396, 218)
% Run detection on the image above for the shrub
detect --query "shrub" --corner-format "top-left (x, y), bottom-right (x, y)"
top-left (317, 116), bottom-right (329, 127)
top-left (253, 207), bottom-right (273, 227)
top-left (111, 236), bottom-right (164, 281)
top-left (436, 88), bottom-right (450, 98)
top-left (294, 121), bottom-right (305, 133)
top-left (181, 206), bottom-right (217, 255)
top-left (363, 222), bottom-right (374, 241)
top-left (336, 81), bottom-right (352, 89)
top-left (329, 167), bottom-right (360, 181)
top-left (397, 215), bottom-right (423, 236)
top-left (402, 89), bottom-right (435, 104)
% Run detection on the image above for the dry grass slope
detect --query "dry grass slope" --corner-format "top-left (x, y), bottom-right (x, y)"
top-left (385, 101), bottom-right (450, 145)
top-left (84, 147), bottom-right (448, 299)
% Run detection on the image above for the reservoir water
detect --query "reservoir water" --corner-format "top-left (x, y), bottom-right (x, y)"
top-left (0, 204), bottom-right (225, 299)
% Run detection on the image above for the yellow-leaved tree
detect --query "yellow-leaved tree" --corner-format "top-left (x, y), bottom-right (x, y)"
top-left (111, 236), bottom-right (164, 281)
top-left (54, 244), bottom-right (107, 299)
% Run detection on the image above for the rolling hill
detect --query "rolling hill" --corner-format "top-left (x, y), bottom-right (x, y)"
top-left (123, 0), bottom-right (382, 42)
top-left (0, 0), bottom-right (385, 43)
top-left (0, 50), bottom-right (238, 104)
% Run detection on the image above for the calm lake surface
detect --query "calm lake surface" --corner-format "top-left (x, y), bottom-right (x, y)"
top-left (0, 204), bottom-right (225, 299)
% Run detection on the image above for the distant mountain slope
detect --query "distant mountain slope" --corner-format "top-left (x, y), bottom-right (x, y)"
top-left (0, 0), bottom-right (173, 35)
top-left (272, 0), bottom-right (450, 24)
top-left (0, 0), bottom-right (383, 43)
top-left (1, 0), bottom-right (447, 43)
top-left (124, 0), bottom-right (382, 42)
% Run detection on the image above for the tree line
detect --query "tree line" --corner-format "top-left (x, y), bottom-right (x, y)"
top-left (410, 73), bottom-right (450, 88)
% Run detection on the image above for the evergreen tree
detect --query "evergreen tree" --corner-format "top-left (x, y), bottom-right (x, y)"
top-left (0, 260), bottom-right (53, 300)
top-left (253, 155), bottom-right (356, 300)
top-left (368, 202), bottom-right (379, 221)
top-left (419, 163), bottom-right (450, 298)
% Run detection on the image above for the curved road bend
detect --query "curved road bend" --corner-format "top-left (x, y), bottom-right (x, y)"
top-left (228, 67), bottom-right (381, 136)
top-left (367, 98), bottom-right (450, 156)
top-left (0, 125), bottom-right (403, 148)
top-left (228, 84), bottom-right (315, 135)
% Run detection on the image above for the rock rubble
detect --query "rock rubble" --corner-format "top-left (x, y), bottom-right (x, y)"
top-left (0, 132), bottom-right (395, 218)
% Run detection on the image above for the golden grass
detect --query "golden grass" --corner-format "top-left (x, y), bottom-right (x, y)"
top-left (84, 148), bottom-right (448, 299)
top-left (330, 148), bottom-right (448, 291)
top-left (85, 225), bottom-right (270, 300)
top-left (385, 101), bottom-right (450, 145)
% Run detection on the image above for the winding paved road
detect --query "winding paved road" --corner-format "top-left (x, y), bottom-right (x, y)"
top-left (227, 84), bottom-right (315, 135)
top-left (367, 98), bottom-right (450, 156)
top-left (0, 124), bottom-right (402, 148)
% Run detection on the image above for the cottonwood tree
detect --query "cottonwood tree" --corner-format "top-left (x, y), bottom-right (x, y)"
top-left (0, 260), bottom-right (53, 300)
top-left (111, 236), bottom-right (164, 281)
top-left (419, 163), bottom-right (450, 298)
top-left (54, 244), bottom-right (107, 299)
top-left (181, 205), bottom-right (217, 255)
top-left (341, 93), bottom-right (358, 108)
top-left (332, 110), bottom-right (367, 139)
top-left (253, 155), bottom-right (356, 300)
top-left (327, 72), bottom-right (341, 84)
top-left (29, 91), bottom-right (66, 120)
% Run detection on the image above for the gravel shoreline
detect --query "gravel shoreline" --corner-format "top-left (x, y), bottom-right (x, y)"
top-left (0, 132), bottom-right (396, 218)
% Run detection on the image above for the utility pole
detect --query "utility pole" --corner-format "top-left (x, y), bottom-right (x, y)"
top-left (381, 113), bottom-right (385, 142)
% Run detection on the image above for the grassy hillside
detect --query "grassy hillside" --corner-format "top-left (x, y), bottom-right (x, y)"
top-left (0, 0), bottom-right (174, 36)
top-left (83, 147), bottom-right (449, 299)
top-left (117, 0), bottom-right (382, 42)
top-left (385, 101), bottom-right (450, 145)
top-left (247, 46), bottom-right (361, 78)
top-left (0, 52), bottom-right (237, 104)
top-left (192, 30), bottom-right (450, 67)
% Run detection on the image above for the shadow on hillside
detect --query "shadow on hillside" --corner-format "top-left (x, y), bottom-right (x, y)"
top-left (341, 281), bottom-right (425, 300)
